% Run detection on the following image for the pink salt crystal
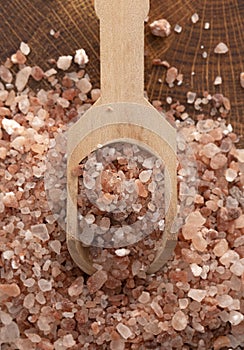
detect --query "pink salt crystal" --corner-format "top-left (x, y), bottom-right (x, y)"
top-left (139, 170), bottom-right (152, 183)
top-left (31, 224), bottom-right (49, 242)
top-left (0, 322), bottom-right (20, 343)
top-left (151, 299), bottom-right (164, 317)
top-left (2, 117), bottom-right (22, 135)
top-left (116, 323), bottom-right (133, 339)
top-left (0, 65), bottom-right (13, 83)
top-left (20, 42), bottom-right (30, 55)
top-left (31, 66), bottom-right (44, 81)
top-left (0, 311), bottom-right (12, 325)
top-left (219, 250), bottom-right (240, 267)
top-left (213, 239), bottom-right (228, 257)
top-left (74, 48), bottom-right (89, 65)
top-left (87, 270), bottom-right (108, 293)
top-left (11, 136), bottom-right (26, 152)
top-left (0, 106), bottom-right (11, 116)
top-left (63, 334), bottom-right (76, 347)
top-left (210, 153), bottom-right (227, 169)
top-left (216, 294), bottom-right (233, 308)
top-left (166, 67), bottom-right (178, 85)
top-left (138, 291), bottom-right (150, 304)
top-left (23, 293), bottom-right (35, 309)
top-left (91, 88), bottom-right (101, 101)
top-left (37, 316), bottom-right (51, 332)
top-left (185, 211), bottom-right (206, 227)
top-left (172, 310), bottom-right (188, 331)
top-left (38, 279), bottom-right (52, 292)
top-left (149, 18), bottom-right (171, 37)
top-left (25, 333), bottom-right (42, 343)
top-left (235, 214), bottom-right (244, 228)
top-left (214, 42), bottom-right (229, 54)
top-left (182, 224), bottom-right (198, 240)
top-left (188, 289), bottom-right (207, 302)
top-left (68, 277), bottom-right (84, 297)
top-left (57, 55), bottom-right (72, 70)
top-left (190, 263), bottom-right (202, 277)
top-left (76, 77), bottom-right (92, 94)
top-left (49, 240), bottom-right (61, 254)
top-left (230, 261), bottom-right (244, 276)
top-left (15, 66), bottom-right (32, 91)
top-left (213, 336), bottom-right (231, 350)
top-left (0, 283), bottom-right (20, 297)
top-left (3, 192), bottom-right (18, 208)
top-left (192, 232), bottom-right (207, 252)
top-left (110, 339), bottom-right (125, 350)
top-left (179, 298), bottom-right (189, 309)
top-left (0, 147), bottom-right (7, 160)
top-left (201, 143), bottom-right (220, 158)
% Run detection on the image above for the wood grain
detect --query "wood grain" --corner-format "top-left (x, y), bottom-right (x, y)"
top-left (0, 0), bottom-right (243, 145)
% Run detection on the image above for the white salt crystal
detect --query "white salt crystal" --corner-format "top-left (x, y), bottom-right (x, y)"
top-left (216, 294), bottom-right (233, 308)
top-left (115, 248), bottom-right (130, 257)
top-left (25, 333), bottom-right (41, 343)
top-left (31, 224), bottom-right (50, 242)
top-left (45, 68), bottom-right (57, 77)
top-left (214, 42), bottom-right (229, 54)
top-left (230, 261), bottom-right (244, 276)
top-left (23, 278), bottom-right (35, 287)
top-left (49, 240), bottom-right (61, 254)
top-left (142, 157), bottom-right (155, 169)
top-left (138, 291), bottom-right (150, 304)
top-left (204, 22), bottom-right (210, 29)
top-left (214, 76), bottom-right (222, 85)
top-left (228, 311), bottom-right (244, 325)
top-left (225, 168), bottom-right (237, 182)
top-left (20, 42), bottom-right (30, 55)
top-left (191, 13), bottom-right (199, 24)
top-left (57, 55), bottom-right (72, 70)
top-left (116, 323), bottom-right (133, 339)
top-left (15, 66), bottom-right (32, 91)
top-left (188, 289), bottom-right (207, 302)
top-left (76, 78), bottom-right (92, 94)
top-left (74, 48), bottom-right (89, 65)
top-left (91, 88), bottom-right (101, 101)
top-left (2, 118), bottom-right (23, 135)
top-left (190, 263), bottom-right (202, 277)
top-left (202, 51), bottom-right (208, 59)
top-left (2, 250), bottom-right (14, 260)
top-left (63, 334), bottom-right (76, 347)
top-left (139, 170), bottom-right (152, 183)
top-left (38, 279), bottom-right (52, 292)
top-left (174, 24), bottom-right (182, 33)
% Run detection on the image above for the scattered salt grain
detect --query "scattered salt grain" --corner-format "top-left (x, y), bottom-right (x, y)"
top-left (116, 323), bottom-right (133, 339)
top-left (57, 55), bottom-right (73, 70)
top-left (213, 239), bottom-right (228, 257)
top-left (74, 48), bottom-right (89, 65)
top-left (166, 67), bottom-right (178, 85)
top-left (15, 66), bottom-right (32, 91)
top-left (76, 77), bottom-right (92, 94)
top-left (202, 51), bottom-right (208, 59)
top-left (31, 224), bottom-right (50, 242)
top-left (204, 22), bottom-right (210, 30)
top-left (214, 42), bottom-right (229, 54)
top-left (174, 24), bottom-right (182, 33)
top-left (187, 91), bottom-right (196, 104)
top-left (0, 65), bottom-right (13, 83)
top-left (172, 310), bottom-right (188, 331)
top-left (20, 42), bottom-right (30, 56)
top-left (149, 19), bottom-right (171, 37)
top-left (191, 13), bottom-right (199, 24)
top-left (214, 76), bottom-right (222, 85)
top-left (216, 294), bottom-right (233, 308)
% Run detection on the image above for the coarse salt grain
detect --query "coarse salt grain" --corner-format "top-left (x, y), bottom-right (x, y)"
top-left (116, 323), bottom-right (133, 339)
top-left (115, 248), bottom-right (131, 257)
top-left (38, 279), bottom-right (52, 292)
top-left (191, 13), bottom-right (199, 24)
top-left (74, 48), bottom-right (89, 65)
top-left (214, 76), bottom-right (222, 85)
top-left (214, 42), bottom-right (229, 54)
top-left (20, 42), bottom-right (30, 56)
top-left (188, 289), bottom-right (207, 302)
top-left (174, 24), bottom-right (182, 33)
top-left (31, 224), bottom-right (50, 242)
top-left (57, 55), bottom-right (73, 71)
top-left (172, 310), bottom-right (188, 331)
top-left (149, 18), bottom-right (171, 37)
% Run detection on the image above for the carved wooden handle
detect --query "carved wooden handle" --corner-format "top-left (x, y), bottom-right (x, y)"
top-left (94, 0), bottom-right (150, 104)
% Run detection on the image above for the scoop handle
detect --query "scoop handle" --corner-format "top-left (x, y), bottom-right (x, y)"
top-left (94, 0), bottom-right (150, 104)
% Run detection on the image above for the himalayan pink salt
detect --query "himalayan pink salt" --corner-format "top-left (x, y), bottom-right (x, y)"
top-left (76, 78), bottom-right (92, 94)
top-left (166, 67), bottom-right (178, 85)
top-left (0, 322), bottom-right (20, 343)
top-left (3, 192), bottom-right (18, 208)
top-left (49, 240), bottom-right (62, 254)
top-left (214, 42), bottom-right (229, 54)
top-left (210, 153), bottom-right (227, 169)
top-left (216, 294), bottom-right (233, 308)
top-left (201, 143), bottom-right (220, 158)
top-left (57, 55), bottom-right (72, 70)
top-left (139, 170), bottom-right (152, 183)
top-left (116, 323), bottom-right (133, 339)
top-left (213, 239), bottom-right (228, 257)
top-left (74, 48), bottom-right (89, 65)
top-left (151, 299), bottom-right (164, 318)
top-left (110, 338), bottom-right (125, 350)
top-left (31, 66), bottom-right (44, 81)
top-left (0, 147), bottom-right (7, 160)
top-left (0, 65), bottom-right (13, 83)
top-left (230, 261), bottom-right (244, 276)
top-left (188, 289), bottom-right (207, 302)
top-left (185, 211), bottom-right (206, 227)
top-left (0, 283), bottom-right (20, 297)
top-left (149, 19), bottom-right (171, 37)
top-left (23, 293), bottom-right (35, 309)
top-left (31, 224), bottom-right (50, 242)
top-left (2, 117), bottom-right (22, 135)
top-left (25, 333), bottom-right (42, 343)
top-left (235, 214), bottom-right (244, 228)
top-left (38, 279), bottom-right (52, 292)
top-left (87, 270), bottom-right (108, 293)
top-left (115, 248), bottom-right (130, 257)
top-left (68, 277), bottom-right (84, 297)
top-left (219, 250), bottom-right (240, 267)
top-left (63, 334), bottom-right (76, 347)
top-left (191, 13), bottom-right (199, 23)
top-left (179, 298), bottom-right (189, 309)
top-left (138, 291), bottom-right (150, 304)
top-left (192, 232), bottom-right (208, 252)
top-left (172, 310), bottom-right (188, 331)
top-left (190, 263), bottom-right (202, 277)
top-left (225, 168), bottom-right (238, 182)
top-left (15, 66), bottom-right (32, 91)
top-left (91, 88), bottom-right (101, 101)
top-left (0, 311), bottom-right (12, 325)
top-left (213, 336), bottom-right (231, 350)
top-left (20, 42), bottom-right (30, 55)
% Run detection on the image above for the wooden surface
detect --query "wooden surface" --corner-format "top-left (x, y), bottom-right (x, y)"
top-left (0, 0), bottom-right (243, 145)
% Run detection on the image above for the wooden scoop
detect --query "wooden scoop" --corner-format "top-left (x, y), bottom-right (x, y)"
top-left (66, 0), bottom-right (177, 275)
